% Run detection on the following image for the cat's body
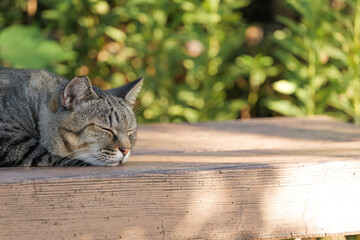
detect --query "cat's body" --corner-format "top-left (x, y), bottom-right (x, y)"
top-left (0, 68), bottom-right (143, 167)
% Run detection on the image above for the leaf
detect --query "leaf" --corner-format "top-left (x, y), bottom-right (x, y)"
top-left (258, 55), bottom-right (274, 67)
top-left (276, 16), bottom-right (307, 35)
top-left (273, 50), bottom-right (301, 71)
top-left (328, 92), bottom-right (354, 116)
top-left (183, 108), bottom-right (199, 122)
top-left (287, 0), bottom-right (308, 16)
top-left (224, 0), bottom-right (251, 9)
top-left (273, 80), bottom-right (298, 95)
top-left (0, 25), bottom-right (74, 68)
top-left (266, 99), bottom-right (304, 116)
top-left (250, 68), bottom-right (266, 88)
top-left (313, 75), bottom-right (327, 90)
top-left (323, 66), bottom-right (343, 83)
top-left (322, 44), bottom-right (348, 64)
top-left (273, 36), bottom-right (307, 60)
top-left (236, 55), bottom-right (256, 68)
top-left (104, 26), bottom-right (127, 42)
top-left (295, 88), bottom-right (311, 106)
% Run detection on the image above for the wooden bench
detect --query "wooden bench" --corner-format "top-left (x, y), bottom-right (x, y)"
top-left (1, 116), bottom-right (360, 239)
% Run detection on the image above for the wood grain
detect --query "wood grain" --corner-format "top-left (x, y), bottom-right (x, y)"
top-left (1, 116), bottom-right (360, 239)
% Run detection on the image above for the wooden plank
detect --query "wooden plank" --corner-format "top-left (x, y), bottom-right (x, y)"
top-left (1, 116), bottom-right (360, 239)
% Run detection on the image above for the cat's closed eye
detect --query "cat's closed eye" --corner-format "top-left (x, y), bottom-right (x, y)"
top-left (95, 125), bottom-right (118, 139)
top-left (127, 128), bottom-right (136, 136)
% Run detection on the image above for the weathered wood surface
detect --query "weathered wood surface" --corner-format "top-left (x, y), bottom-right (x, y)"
top-left (1, 116), bottom-right (360, 240)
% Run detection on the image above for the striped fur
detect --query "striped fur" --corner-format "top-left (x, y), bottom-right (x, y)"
top-left (0, 68), bottom-right (143, 167)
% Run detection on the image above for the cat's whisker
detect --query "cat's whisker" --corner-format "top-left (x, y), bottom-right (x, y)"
top-left (67, 153), bottom-right (91, 168)
top-left (81, 161), bottom-right (89, 168)
top-left (134, 106), bottom-right (145, 116)
top-left (75, 155), bottom-right (92, 168)
top-left (55, 153), bottom-right (87, 168)
top-left (88, 153), bottom-right (106, 166)
top-left (65, 147), bottom-right (99, 158)
top-left (53, 147), bottom-right (99, 167)
top-left (55, 158), bottom-right (74, 168)
top-left (70, 159), bottom-right (83, 168)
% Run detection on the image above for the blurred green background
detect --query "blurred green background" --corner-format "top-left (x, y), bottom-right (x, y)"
top-left (0, 0), bottom-right (359, 124)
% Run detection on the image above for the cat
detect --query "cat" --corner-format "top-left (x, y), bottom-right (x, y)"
top-left (0, 68), bottom-right (143, 167)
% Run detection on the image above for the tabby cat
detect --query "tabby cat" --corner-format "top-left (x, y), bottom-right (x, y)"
top-left (0, 68), bottom-right (143, 167)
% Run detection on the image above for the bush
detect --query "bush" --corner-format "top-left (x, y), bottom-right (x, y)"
top-left (2, 0), bottom-right (360, 124)
top-left (270, 0), bottom-right (360, 124)
top-left (0, 0), bottom-right (251, 123)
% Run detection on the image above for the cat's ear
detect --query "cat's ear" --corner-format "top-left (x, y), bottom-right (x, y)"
top-left (61, 76), bottom-right (98, 109)
top-left (105, 77), bottom-right (144, 107)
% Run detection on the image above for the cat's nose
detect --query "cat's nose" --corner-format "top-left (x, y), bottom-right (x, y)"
top-left (120, 148), bottom-right (130, 156)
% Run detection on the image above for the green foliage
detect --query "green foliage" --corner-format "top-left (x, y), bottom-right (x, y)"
top-left (0, 25), bottom-right (74, 68)
top-left (0, 0), bottom-right (250, 123)
top-left (270, 0), bottom-right (360, 124)
top-left (2, 0), bottom-right (360, 124)
top-left (236, 54), bottom-right (279, 113)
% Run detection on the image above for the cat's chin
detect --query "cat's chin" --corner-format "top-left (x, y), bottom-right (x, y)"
top-left (120, 151), bottom-right (131, 164)
top-left (102, 161), bottom-right (121, 167)
top-left (76, 151), bottom-right (131, 167)
top-left (82, 159), bottom-right (120, 167)
top-left (89, 158), bottom-right (120, 166)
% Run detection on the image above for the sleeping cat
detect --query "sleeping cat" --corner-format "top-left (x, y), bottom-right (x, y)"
top-left (0, 68), bottom-right (143, 167)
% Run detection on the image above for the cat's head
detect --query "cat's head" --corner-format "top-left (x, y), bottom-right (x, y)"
top-left (45, 76), bottom-right (143, 166)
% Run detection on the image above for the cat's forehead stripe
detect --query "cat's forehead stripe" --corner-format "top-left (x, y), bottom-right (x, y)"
top-left (105, 95), bottom-right (130, 128)
top-left (114, 110), bottom-right (120, 123)
top-left (105, 97), bottom-right (114, 127)
top-left (108, 112), bottom-right (113, 127)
